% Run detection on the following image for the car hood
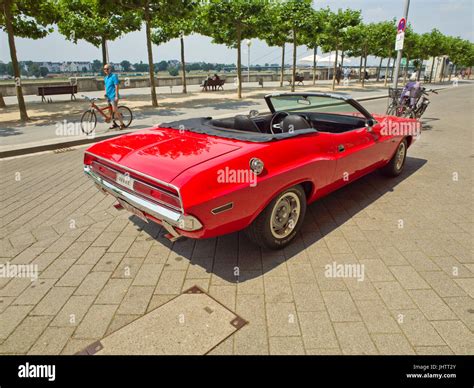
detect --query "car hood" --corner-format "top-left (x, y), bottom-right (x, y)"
top-left (85, 128), bottom-right (241, 182)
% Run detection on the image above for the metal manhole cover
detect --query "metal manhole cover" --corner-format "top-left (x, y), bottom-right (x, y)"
top-left (78, 286), bottom-right (247, 355)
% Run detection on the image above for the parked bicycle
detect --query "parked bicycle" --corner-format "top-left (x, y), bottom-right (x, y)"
top-left (80, 95), bottom-right (133, 135)
top-left (386, 85), bottom-right (438, 119)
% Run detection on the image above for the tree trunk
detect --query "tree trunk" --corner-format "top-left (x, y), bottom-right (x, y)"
top-left (429, 56), bottom-right (435, 83)
top-left (4, 0), bottom-right (28, 121)
top-left (384, 58), bottom-right (391, 86)
top-left (291, 29), bottom-right (296, 92)
top-left (358, 55), bottom-right (363, 82)
top-left (332, 46), bottom-right (338, 90)
top-left (312, 46), bottom-right (317, 85)
top-left (0, 93), bottom-right (6, 108)
top-left (376, 57), bottom-right (383, 82)
top-left (341, 51), bottom-right (345, 67)
top-left (362, 51), bottom-right (367, 88)
top-left (101, 36), bottom-right (108, 65)
top-left (417, 60), bottom-right (422, 81)
top-left (236, 24), bottom-right (242, 99)
top-left (391, 57), bottom-right (396, 81)
top-left (280, 44), bottom-right (285, 87)
top-left (145, 7), bottom-right (158, 107)
top-left (180, 35), bottom-right (187, 94)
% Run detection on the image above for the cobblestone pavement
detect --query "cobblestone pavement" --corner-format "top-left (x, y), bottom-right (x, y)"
top-left (0, 85), bottom-right (472, 355)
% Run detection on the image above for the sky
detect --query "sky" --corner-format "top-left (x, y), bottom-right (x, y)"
top-left (1, 0), bottom-right (473, 66)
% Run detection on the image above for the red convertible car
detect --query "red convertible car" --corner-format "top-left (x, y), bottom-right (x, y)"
top-left (84, 92), bottom-right (417, 249)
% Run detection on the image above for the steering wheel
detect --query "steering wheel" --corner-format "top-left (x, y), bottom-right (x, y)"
top-left (269, 111), bottom-right (290, 134)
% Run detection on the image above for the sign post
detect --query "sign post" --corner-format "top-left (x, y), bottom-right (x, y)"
top-left (392, 1), bottom-right (410, 89)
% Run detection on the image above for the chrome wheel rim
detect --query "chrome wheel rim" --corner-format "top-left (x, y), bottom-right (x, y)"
top-left (270, 192), bottom-right (301, 239)
top-left (395, 142), bottom-right (406, 170)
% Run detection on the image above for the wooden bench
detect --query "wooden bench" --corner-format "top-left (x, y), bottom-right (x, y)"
top-left (201, 79), bottom-right (225, 91)
top-left (287, 75), bottom-right (304, 86)
top-left (37, 85), bottom-right (78, 102)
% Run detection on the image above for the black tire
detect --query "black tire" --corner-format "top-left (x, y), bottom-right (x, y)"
top-left (381, 139), bottom-right (407, 177)
top-left (113, 106), bottom-right (133, 128)
top-left (245, 185), bottom-right (307, 249)
top-left (80, 110), bottom-right (97, 135)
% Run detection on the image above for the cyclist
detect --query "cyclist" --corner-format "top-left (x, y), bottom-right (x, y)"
top-left (103, 64), bottom-right (125, 129)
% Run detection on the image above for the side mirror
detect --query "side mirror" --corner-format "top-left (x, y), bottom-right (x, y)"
top-left (365, 118), bottom-right (376, 131)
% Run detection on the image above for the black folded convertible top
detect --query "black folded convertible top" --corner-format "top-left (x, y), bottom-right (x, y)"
top-left (159, 117), bottom-right (317, 143)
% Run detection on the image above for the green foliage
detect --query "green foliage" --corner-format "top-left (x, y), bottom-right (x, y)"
top-left (0, 0), bottom-right (58, 38)
top-left (57, 0), bottom-right (141, 47)
top-left (120, 60), bottom-right (131, 71)
top-left (319, 7), bottom-right (362, 53)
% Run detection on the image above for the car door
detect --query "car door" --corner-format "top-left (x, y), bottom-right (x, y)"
top-left (331, 125), bottom-right (382, 187)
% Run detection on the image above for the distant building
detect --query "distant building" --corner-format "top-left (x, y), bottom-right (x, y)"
top-left (41, 62), bottom-right (62, 73)
top-left (60, 61), bottom-right (92, 72)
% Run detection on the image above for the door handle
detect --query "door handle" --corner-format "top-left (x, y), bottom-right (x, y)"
top-left (338, 144), bottom-right (345, 152)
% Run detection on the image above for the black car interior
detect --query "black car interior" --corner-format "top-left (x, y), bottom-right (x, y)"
top-left (209, 111), bottom-right (367, 134)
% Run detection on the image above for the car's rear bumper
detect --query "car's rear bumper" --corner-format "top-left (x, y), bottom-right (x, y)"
top-left (83, 165), bottom-right (202, 238)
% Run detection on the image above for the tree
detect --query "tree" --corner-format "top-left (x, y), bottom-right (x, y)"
top-left (198, 0), bottom-right (267, 98)
top-left (260, 2), bottom-right (292, 87)
top-left (152, 2), bottom-right (197, 93)
top-left (319, 8), bottom-right (361, 90)
top-left (57, 0), bottom-right (141, 66)
top-left (0, 0), bottom-right (57, 121)
top-left (421, 29), bottom-right (447, 83)
top-left (121, 60), bottom-right (132, 72)
top-left (370, 20), bottom-right (397, 83)
top-left (302, 8), bottom-right (327, 85)
top-left (117, 0), bottom-right (191, 106)
top-left (278, 0), bottom-right (314, 92)
top-left (92, 59), bottom-right (102, 73)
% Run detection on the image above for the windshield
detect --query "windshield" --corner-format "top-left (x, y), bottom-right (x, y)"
top-left (268, 95), bottom-right (366, 118)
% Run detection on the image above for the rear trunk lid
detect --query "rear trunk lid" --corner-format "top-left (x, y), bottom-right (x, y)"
top-left (86, 128), bottom-right (241, 182)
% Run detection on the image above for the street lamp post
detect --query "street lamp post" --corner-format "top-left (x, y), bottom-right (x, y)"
top-left (393, 0), bottom-right (410, 89)
top-left (246, 40), bottom-right (252, 84)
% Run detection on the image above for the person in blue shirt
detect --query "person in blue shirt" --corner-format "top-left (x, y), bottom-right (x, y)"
top-left (103, 64), bottom-right (125, 129)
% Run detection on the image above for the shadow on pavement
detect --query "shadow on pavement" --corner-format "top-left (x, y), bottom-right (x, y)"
top-left (127, 156), bottom-right (427, 284)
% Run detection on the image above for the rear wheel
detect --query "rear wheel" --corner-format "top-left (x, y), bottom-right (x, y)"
top-left (245, 185), bottom-right (306, 249)
top-left (381, 139), bottom-right (407, 177)
top-left (113, 106), bottom-right (133, 128)
top-left (80, 110), bottom-right (97, 135)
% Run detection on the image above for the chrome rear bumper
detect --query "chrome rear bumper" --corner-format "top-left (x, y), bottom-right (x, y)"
top-left (84, 165), bottom-right (202, 232)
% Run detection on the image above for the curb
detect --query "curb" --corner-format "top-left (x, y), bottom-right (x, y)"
top-left (0, 93), bottom-right (390, 159)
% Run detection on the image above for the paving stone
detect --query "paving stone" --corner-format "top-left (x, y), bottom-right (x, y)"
top-left (371, 334), bottom-right (415, 355)
top-left (269, 336), bottom-right (305, 355)
top-left (50, 295), bottom-right (95, 327)
top-left (0, 316), bottom-right (52, 354)
top-left (407, 290), bottom-right (457, 321)
top-left (13, 279), bottom-right (56, 305)
top-left (322, 291), bottom-right (361, 322)
top-left (73, 304), bottom-right (118, 339)
top-left (116, 286), bottom-right (154, 315)
top-left (431, 320), bottom-right (474, 355)
top-left (96, 278), bottom-right (132, 305)
top-left (298, 310), bottom-right (338, 349)
top-left (393, 310), bottom-right (446, 347)
top-left (154, 270), bottom-right (186, 295)
top-left (420, 271), bottom-right (467, 297)
top-left (28, 327), bottom-right (75, 355)
top-left (389, 266), bottom-right (431, 289)
top-left (373, 282), bottom-right (416, 310)
top-left (265, 302), bottom-right (300, 337)
top-left (56, 264), bottom-right (93, 287)
top-left (0, 305), bottom-right (33, 340)
top-left (237, 271), bottom-right (264, 294)
top-left (333, 322), bottom-right (378, 355)
top-left (74, 271), bottom-right (110, 296)
top-left (263, 275), bottom-right (293, 303)
top-left (30, 287), bottom-right (75, 316)
top-left (355, 299), bottom-right (401, 334)
top-left (292, 282), bottom-right (326, 311)
top-left (234, 323), bottom-right (269, 355)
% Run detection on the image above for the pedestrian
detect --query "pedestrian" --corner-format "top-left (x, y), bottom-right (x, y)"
top-left (103, 64), bottom-right (125, 129)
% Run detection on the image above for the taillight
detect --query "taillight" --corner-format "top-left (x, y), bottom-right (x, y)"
top-left (134, 181), bottom-right (181, 210)
top-left (90, 161), bottom-right (117, 181)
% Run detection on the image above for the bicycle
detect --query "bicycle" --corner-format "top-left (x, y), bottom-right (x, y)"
top-left (80, 95), bottom-right (133, 135)
top-left (386, 87), bottom-right (403, 116)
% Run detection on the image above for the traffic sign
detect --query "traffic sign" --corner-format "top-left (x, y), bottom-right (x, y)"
top-left (398, 18), bottom-right (407, 32)
top-left (401, 58), bottom-right (407, 66)
top-left (395, 31), bottom-right (405, 51)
